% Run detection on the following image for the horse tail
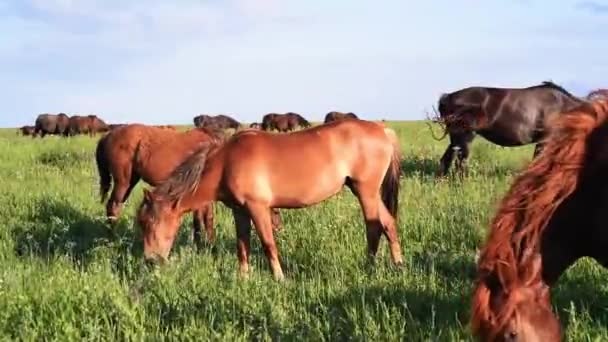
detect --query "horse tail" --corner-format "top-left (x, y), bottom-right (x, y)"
top-left (95, 134), bottom-right (112, 203)
top-left (381, 127), bottom-right (402, 220)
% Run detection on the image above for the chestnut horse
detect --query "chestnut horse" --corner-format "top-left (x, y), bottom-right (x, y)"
top-left (471, 99), bottom-right (608, 341)
top-left (95, 124), bottom-right (222, 244)
top-left (137, 120), bottom-right (403, 280)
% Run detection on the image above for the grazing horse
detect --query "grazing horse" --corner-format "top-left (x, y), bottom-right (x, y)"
top-left (261, 112), bottom-right (311, 132)
top-left (193, 114), bottom-right (240, 130)
top-left (95, 124), bottom-right (222, 244)
top-left (432, 81), bottom-right (583, 176)
top-left (96, 124), bottom-right (282, 244)
top-left (324, 111), bottom-right (359, 123)
top-left (18, 125), bottom-right (36, 136)
top-left (34, 113), bottom-right (70, 137)
top-left (137, 119), bottom-right (403, 280)
top-left (249, 122), bottom-right (262, 130)
top-left (471, 100), bottom-right (608, 341)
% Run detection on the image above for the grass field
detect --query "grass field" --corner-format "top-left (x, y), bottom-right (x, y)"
top-left (1, 121), bottom-right (607, 341)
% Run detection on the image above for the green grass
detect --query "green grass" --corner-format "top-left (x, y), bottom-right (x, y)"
top-left (1, 122), bottom-right (607, 341)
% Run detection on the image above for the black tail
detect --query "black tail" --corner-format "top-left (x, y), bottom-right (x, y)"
top-left (95, 134), bottom-right (112, 203)
top-left (381, 128), bottom-right (401, 220)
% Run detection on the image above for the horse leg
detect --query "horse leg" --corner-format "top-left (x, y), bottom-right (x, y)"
top-left (192, 203), bottom-right (215, 247)
top-left (105, 168), bottom-right (136, 225)
top-left (232, 207), bottom-right (252, 277)
top-left (192, 209), bottom-right (204, 248)
top-left (454, 132), bottom-right (474, 177)
top-left (354, 186), bottom-right (403, 266)
top-left (437, 144), bottom-right (455, 177)
top-left (248, 203), bottom-right (284, 281)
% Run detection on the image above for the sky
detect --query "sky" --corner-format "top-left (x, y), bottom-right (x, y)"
top-left (0, 0), bottom-right (607, 127)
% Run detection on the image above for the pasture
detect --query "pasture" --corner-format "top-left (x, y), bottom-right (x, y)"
top-left (1, 122), bottom-right (607, 341)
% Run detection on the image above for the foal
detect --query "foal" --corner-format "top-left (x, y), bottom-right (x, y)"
top-left (471, 99), bottom-right (608, 341)
top-left (137, 120), bottom-right (404, 280)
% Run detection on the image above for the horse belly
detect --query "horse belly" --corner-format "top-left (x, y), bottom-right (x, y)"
top-left (268, 162), bottom-right (348, 208)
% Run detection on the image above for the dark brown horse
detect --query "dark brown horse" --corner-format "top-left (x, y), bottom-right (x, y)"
top-left (261, 112), bottom-right (311, 132)
top-left (324, 111), bottom-right (359, 123)
top-left (34, 113), bottom-right (70, 137)
top-left (193, 114), bottom-right (240, 130)
top-left (249, 122), bottom-right (262, 130)
top-left (18, 125), bottom-right (36, 136)
top-left (471, 100), bottom-right (608, 341)
top-left (432, 81), bottom-right (584, 176)
top-left (587, 89), bottom-right (608, 101)
top-left (137, 119), bottom-right (403, 280)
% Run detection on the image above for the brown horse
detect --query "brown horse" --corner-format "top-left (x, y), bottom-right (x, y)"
top-left (324, 111), bottom-right (359, 123)
top-left (137, 119), bottom-right (403, 280)
top-left (249, 122), bottom-right (262, 130)
top-left (471, 99), bottom-right (608, 341)
top-left (95, 124), bottom-right (223, 245)
top-left (261, 112), bottom-right (310, 132)
top-left (18, 125), bottom-right (36, 136)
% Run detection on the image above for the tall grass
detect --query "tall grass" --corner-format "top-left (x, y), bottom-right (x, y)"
top-left (0, 123), bottom-right (607, 341)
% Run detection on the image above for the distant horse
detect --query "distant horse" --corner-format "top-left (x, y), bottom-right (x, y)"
top-left (193, 114), bottom-right (240, 130)
top-left (431, 81), bottom-right (583, 176)
top-left (18, 125), bottom-right (36, 136)
top-left (34, 113), bottom-right (70, 137)
top-left (471, 100), bottom-right (608, 341)
top-left (137, 119), bottom-right (403, 280)
top-left (155, 125), bottom-right (177, 130)
top-left (249, 122), bottom-right (262, 130)
top-left (96, 124), bottom-right (282, 245)
top-left (587, 89), bottom-right (608, 101)
top-left (69, 115), bottom-right (108, 137)
top-left (324, 111), bottom-right (359, 123)
top-left (261, 112), bottom-right (311, 132)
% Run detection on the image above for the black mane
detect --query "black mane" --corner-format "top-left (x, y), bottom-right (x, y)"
top-left (535, 81), bottom-right (575, 97)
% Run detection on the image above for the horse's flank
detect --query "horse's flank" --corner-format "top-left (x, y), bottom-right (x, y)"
top-left (471, 100), bottom-right (608, 338)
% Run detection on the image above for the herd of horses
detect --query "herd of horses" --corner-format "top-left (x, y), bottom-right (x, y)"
top-left (14, 82), bottom-right (608, 341)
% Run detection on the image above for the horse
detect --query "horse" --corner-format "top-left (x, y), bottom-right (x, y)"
top-left (96, 124), bottom-right (282, 245)
top-left (34, 113), bottom-right (70, 137)
top-left (69, 115), bottom-right (102, 136)
top-left (261, 112), bottom-right (311, 132)
top-left (136, 119), bottom-right (403, 280)
top-left (18, 125), bottom-right (36, 136)
top-left (193, 114), bottom-right (240, 130)
top-left (587, 89), bottom-right (608, 101)
top-left (95, 124), bottom-right (221, 245)
top-left (470, 99), bottom-right (608, 341)
top-left (249, 122), bottom-right (262, 130)
top-left (285, 112), bottom-right (311, 130)
top-left (324, 111), bottom-right (359, 123)
top-left (431, 81), bottom-right (584, 177)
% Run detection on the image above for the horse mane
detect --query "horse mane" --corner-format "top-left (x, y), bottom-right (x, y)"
top-left (532, 81), bottom-right (575, 97)
top-left (471, 99), bottom-right (608, 339)
top-left (153, 141), bottom-right (218, 203)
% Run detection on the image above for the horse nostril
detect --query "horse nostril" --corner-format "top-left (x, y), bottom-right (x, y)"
top-left (505, 331), bottom-right (518, 342)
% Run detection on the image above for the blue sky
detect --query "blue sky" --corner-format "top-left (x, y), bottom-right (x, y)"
top-left (0, 0), bottom-right (607, 127)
